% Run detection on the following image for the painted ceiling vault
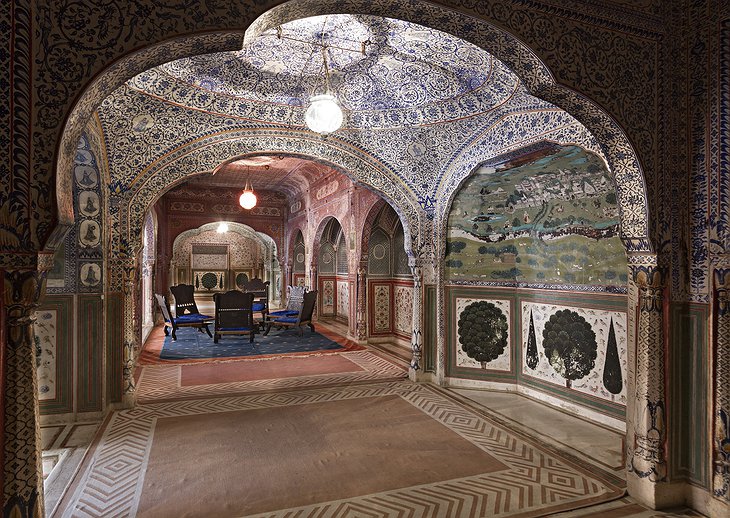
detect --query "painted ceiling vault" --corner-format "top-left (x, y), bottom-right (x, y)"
top-left (95, 14), bottom-right (605, 252)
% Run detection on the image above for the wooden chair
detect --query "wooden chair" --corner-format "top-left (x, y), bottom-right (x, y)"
top-left (170, 284), bottom-right (203, 316)
top-left (264, 290), bottom-right (317, 337)
top-left (155, 293), bottom-right (213, 341)
top-left (213, 291), bottom-right (256, 343)
top-left (241, 278), bottom-right (270, 324)
top-left (268, 285), bottom-right (308, 319)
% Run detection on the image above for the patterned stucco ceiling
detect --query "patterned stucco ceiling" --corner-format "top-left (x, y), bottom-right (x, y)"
top-left (134, 14), bottom-right (521, 127)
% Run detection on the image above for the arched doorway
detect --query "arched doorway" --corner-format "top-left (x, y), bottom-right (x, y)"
top-left (5, 2), bottom-right (668, 516)
top-left (313, 218), bottom-right (349, 323)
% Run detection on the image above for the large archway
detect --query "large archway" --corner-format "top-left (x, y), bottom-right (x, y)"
top-left (14, 3), bottom-right (668, 517)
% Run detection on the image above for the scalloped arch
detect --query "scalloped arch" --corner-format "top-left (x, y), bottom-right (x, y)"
top-left (119, 129), bottom-right (422, 259)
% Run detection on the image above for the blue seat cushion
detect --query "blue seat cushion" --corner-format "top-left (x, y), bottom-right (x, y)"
top-left (218, 326), bottom-right (255, 332)
top-left (268, 309), bottom-right (299, 317)
top-left (174, 314), bottom-right (212, 323)
top-left (252, 303), bottom-right (266, 312)
top-left (273, 316), bottom-right (299, 324)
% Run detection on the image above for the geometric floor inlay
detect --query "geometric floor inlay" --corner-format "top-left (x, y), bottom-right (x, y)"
top-left (56, 381), bottom-right (623, 517)
top-left (136, 350), bottom-right (407, 403)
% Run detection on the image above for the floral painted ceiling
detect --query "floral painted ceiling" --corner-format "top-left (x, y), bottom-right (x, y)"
top-left (96, 14), bottom-right (605, 246)
top-left (140, 15), bottom-right (519, 127)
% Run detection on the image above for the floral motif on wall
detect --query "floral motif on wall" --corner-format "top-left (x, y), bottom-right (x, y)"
top-left (321, 279), bottom-right (335, 315)
top-left (337, 281), bottom-right (349, 320)
top-left (172, 230), bottom-right (259, 268)
top-left (373, 284), bottom-right (390, 332)
top-left (34, 310), bottom-right (57, 400)
top-left (394, 285), bottom-right (413, 337)
top-left (521, 301), bottom-right (628, 404)
top-left (454, 297), bottom-right (511, 372)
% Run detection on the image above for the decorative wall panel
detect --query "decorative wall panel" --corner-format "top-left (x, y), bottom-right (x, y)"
top-left (321, 278), bottom-right (335, 315)
top-left (372, 284), bottom-right (391, 333)
top-left (454, 297), bottom-right (512, 372)
top-left (394, 285), bottom-right (413, 338)
top-left (337, 280), bottom-right (349, 321)
top-left (521, 301), bottom-right (628, 406)
top-left (34, 296), bottom-right (74, 415)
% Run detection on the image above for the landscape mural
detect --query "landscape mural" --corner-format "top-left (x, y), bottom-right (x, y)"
top-left (446, 145), bottom-right (627, 286)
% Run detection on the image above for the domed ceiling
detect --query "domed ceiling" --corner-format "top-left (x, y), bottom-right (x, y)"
top-left (131, 14), bottom-right (521, 128)
top-left (98, 13), bottom-right (603, 223)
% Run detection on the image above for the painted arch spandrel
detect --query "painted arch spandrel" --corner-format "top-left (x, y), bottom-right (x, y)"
top-left (445, 145), bottom-right (627, 287)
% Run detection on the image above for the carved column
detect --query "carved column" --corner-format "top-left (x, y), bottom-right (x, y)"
top-left (2, 260), bottom-right (50, 518)
top-left (713, 267), bottom-right (730, 502)
top-left (356, 265), bottom-right (367, 341)
top-left (629, 264), bottom-right (667, 486)
top-left (121, 258), bottom-right (138, 406)
top-left (408, 260), bottom-right (424, 379)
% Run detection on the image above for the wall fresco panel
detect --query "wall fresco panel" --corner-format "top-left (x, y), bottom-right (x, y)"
top-left (521, 301), bottom-right (627, 406)
top-left (454, 297), bottom-right (511, 373)
top-left (394, 284), bottom-right (413, 338)
top-left (321, 278), bottom-right (335, 315)
top-left (35, 296), bottom-right (74, 415)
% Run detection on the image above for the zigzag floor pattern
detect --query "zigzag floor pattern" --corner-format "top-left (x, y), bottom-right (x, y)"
top-left (50, 329), bottom-right (706, 517)
top-left (56, 380), bottom-right (626, 517)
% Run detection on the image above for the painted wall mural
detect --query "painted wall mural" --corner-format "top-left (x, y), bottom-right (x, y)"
top-left (373, 284), bottom-right (390, 333)
top-left (454, 297), bottom-right (511, 372)
top-left (394, 285), bottom-right (413, 337)
top-left (321, 279), bottom-right (335, 315)
top-left (446, 145), bottom-right (626, 288)
top-left (521, 301), bottom-right (628, 405)
top-left (34, 310), bottom-right (57, 401)
top-left (337, 280), bottom-right (349, 321)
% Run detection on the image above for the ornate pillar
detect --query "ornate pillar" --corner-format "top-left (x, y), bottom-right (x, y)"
top-left (713, 267), bottom-right (730, 503)
top-left (2, 258), bottom-right (51, 518)
top-left (408, 259), bottom-right (424, 380)
top-left (628, 263), bottom-right (668, 495)
top-left (356, 265), bottom-right (367, 341)
top-left (121, 257), bottom-right (138, 407)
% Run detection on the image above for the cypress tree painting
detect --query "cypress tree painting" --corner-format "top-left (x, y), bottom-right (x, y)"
top-left (458, 301), bottom-right (509, 369)
top-left (542, 309), bottom-right (597, 388)
top-left (526, 309), bottom-right (538, 369)
top-left (602, 317), bottom-right (623, 396)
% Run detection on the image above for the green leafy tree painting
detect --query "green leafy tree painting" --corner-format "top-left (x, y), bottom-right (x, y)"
top-left (542, 309), bottom-right (597, 388)
top-left (458, 301), bottom-right (509, 368)
top-left (525, 310), bottom-right (538, 370)
top-left (602, 317), bottom-right (623, 397)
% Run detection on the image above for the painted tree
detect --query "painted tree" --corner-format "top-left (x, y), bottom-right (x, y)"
top-left (602, 317), bottom-right (623, 396)
top-left (542, 309), bottom-right (597, 388)
top-left (458, 301), bottom-right (509, 369)
top-left (526, 310), bottom-right (538, 369)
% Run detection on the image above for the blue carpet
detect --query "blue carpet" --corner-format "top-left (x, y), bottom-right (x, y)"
top-left (159, 326), bottom-right (345, 360)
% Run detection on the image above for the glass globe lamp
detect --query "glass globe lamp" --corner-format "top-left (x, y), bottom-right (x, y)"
top-left (239, 189), bottom-right (257, 210)
top-left (305, 94), bottom-right (343, 135)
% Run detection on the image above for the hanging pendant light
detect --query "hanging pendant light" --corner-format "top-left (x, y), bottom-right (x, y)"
top-left (239, 174), bottom-right (257, 210)
top-left (305, 46), bottom-right (343, 135)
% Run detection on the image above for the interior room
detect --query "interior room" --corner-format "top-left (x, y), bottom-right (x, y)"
top-left (1, 2), bottom-right (728, 517)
